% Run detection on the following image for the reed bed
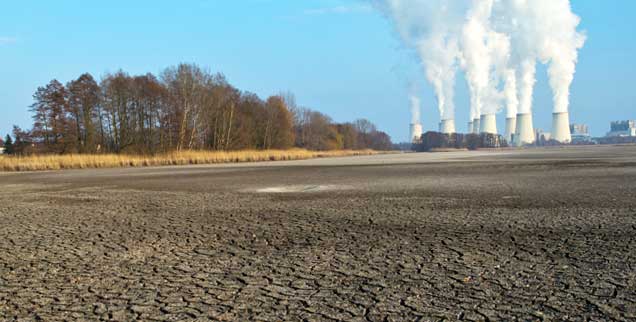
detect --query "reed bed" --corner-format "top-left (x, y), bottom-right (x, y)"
top-left (0, 149), bottom-right (381, 172)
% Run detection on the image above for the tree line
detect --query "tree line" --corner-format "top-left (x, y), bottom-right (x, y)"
top-left (3, 63), bottom-right (392, 155)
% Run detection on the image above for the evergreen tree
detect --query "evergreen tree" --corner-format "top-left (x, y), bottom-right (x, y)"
top-left (3, 135), bottom-right (14, 155)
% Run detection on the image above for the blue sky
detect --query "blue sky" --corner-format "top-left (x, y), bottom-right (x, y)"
top-left (1, 0), bottom-right (634, 141)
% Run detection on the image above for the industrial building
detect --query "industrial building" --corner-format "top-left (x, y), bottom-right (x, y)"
top-left (535, 129), bottom-right (551, 142)
top-left (570, 123), bottom-right (592, 143)
top-left (606, 120), bottom-right (636, 137)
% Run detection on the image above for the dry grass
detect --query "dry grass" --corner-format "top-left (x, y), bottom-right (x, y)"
top-left (0, 149), bottom-right (382, 172)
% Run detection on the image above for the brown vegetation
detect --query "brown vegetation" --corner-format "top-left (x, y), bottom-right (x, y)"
top-left (5, 63), bottom-right (393, 156)
top-left (0, 149), bottom-right (381, 172)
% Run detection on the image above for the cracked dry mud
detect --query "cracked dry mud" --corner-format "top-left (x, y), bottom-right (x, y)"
top-left (1, 145), bottom-right (635, 321)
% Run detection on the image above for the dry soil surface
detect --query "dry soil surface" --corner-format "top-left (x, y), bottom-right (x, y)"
top-left (1, 145), bottom-right (635, 321)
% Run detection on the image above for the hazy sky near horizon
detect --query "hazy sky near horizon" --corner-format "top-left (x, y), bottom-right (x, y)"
top-left (1, 0), bottom-right (634, 140)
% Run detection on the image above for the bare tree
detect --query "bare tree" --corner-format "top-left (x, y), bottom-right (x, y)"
top-left (29, 80), bottom-right (70, 153)
top-left (25, 65), bottom-right (393, 154)
top-left (68, 73), bottom-right (100, 152)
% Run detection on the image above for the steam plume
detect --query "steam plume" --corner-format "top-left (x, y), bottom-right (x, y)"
top-left (460, 0), bottom-right (510, 118)
top-left (532, 0), bottom-right (586, 113)
top-left (493, 0), bottom-right (586, 114)
top-left (409, 94), bottom-right (421, 124)
top-left (374, 0), bottom-right (468, 121)
top-left (374, 0), bottom-right (585, 123)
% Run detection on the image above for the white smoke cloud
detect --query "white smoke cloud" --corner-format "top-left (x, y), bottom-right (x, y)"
top-left (0, 37), bottom-right (17, 46)
top-left (533, 0), bottom-right (586, 113)
top-left (373, 0), bottom-right (469, 121)
top-left (459, 0), bottom-right (513, 118)
top-left (409, 94), bottom-right (421, 124)
top-left (493, 0), bottom-right (586, 114)
top-left (374, 0), bottom-right (585, 121)
top-left (503, 68), bottom-right (519, 118)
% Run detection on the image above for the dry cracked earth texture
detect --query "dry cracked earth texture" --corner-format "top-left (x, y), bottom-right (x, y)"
top-left (0, 145), bottom-right (635, 321)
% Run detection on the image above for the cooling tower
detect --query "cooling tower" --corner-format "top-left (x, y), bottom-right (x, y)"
top-left (514, 113), bottom-right (535, 146)
top-left (552, 112), bottom-right (572, 143)
top-left (440, 119), bottom-right (456, 134)
top-left (472, 118), bottom-right (481, 134)
top-left (410, 123), bottom-right (423, 143)
top-left (505, 117), bottom-right (517, 143)
top-left (468, 121), bottom-right (474, 133)
top-left (479, 114), bottom-right (497, 134)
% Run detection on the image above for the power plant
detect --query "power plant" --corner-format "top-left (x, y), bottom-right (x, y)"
top-left (384, 0), bottom-right (585, 147)
top-left (606, 120), bottom-right (636, 137)
top-left (408, 108), bottom-right (592, 147)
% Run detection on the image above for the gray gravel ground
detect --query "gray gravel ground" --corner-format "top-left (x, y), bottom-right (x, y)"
top-left (1, 145), bottom-right (635, 321)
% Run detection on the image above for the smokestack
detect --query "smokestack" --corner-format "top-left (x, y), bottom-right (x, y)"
top-left (472, 118), bottom-right (481, 134)
top-left (440, 119), bottom-right (456, 134)
top-left (514, 113), bottom-right (535, 146)
top-left (410, 123), bottom-right (423, 143)
top-left (468, 121), bottom-right (474, 133)
top-left (552, 112), bottom-right (572, 143)
top-left (505, 117), bottom-right (517, 142)
top-left (479, 114), bottom-right (497, 134)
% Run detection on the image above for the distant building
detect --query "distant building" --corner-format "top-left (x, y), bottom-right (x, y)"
top-left (535, 129), bottom-right (551, 142)
top-left (606, 120), bottom-right (636, 137)
top-left (570, 123), bottom-right (592, 143)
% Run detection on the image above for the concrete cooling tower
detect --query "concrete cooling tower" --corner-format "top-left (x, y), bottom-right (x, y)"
top-left (505, 117), bottom-right (517, 143)
top-left (552, 112), bottom-right (572, 143)
top-left (514, 113), bottom-right (536, 146)
top-left (410, 123), bottom-right (423, 143)
top-left (468, 121), bottom-right (474, 133)
top-left (439, 119), bottom-right (456, 134)
top-left (472, 118), bottom-right (481, 134)
top-left (479, 114), bottom-right (497, 134)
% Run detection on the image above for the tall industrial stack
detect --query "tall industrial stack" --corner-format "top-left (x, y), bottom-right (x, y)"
top-left (479, 114), bottom-right (497, 134)
top-left (440, 119), bottom-right (456, 134)
top-left (514, 113), bottom-right (535, 146)
top-left (552, 112), bottom-right (572, 143)
top-left (410, 123), bottom-right (423, 143)
top-left (505, 117), bottom-right (517, 143)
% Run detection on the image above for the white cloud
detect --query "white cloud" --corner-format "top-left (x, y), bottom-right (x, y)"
top-left (304, 4), bottom-right (373, 16)
top-left (0, 37), bottom-right (17, 46)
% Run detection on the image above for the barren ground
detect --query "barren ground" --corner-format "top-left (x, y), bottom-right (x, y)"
top-left (1, 145), bottom-right (635, 321)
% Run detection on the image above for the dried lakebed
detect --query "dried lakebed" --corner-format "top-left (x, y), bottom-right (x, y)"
top-left (0, 145), bottom-right (635, 321)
